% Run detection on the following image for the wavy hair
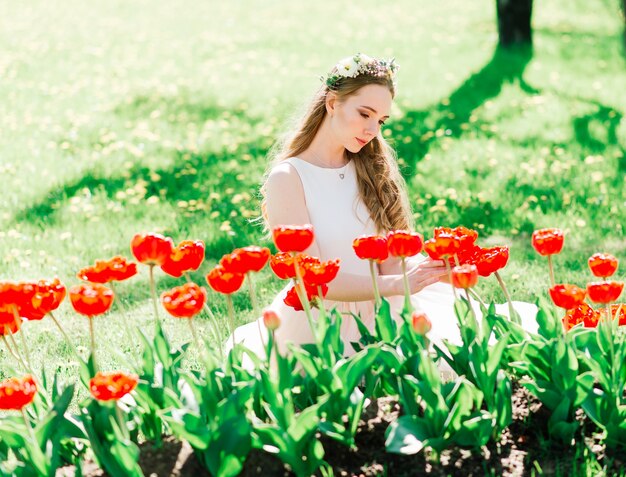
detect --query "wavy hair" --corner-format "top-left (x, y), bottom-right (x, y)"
top-left (259, 71), bottom-right (413, 234)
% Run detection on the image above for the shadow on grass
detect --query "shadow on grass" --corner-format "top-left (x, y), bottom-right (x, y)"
top-left (11, 39), bottom-right (624, 246)
top-left (11, 100), bottom-right (270, 247)
top-left (393, 45), bottom-right (536, 179)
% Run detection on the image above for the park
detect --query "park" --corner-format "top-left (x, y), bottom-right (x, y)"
top-left (1, 0), bottom-right (626, 475)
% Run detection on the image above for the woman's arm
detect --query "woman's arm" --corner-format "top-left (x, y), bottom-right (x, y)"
top-left (264, 163), bottom-right (446, 301)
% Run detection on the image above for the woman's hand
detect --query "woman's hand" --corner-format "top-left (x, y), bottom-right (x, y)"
top-left (394, 258), bottom-right (447, 295)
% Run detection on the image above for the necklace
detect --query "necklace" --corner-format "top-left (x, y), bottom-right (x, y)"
top-left (310, 151), bottom-right (350, 180)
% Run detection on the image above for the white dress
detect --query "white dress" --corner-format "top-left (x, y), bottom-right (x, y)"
top-left (227, 157), bottom-right (538, 360)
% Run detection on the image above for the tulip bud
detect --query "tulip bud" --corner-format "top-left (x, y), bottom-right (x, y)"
top-left (263, 309), bottom-right (281, 331)
top-left (451, 264), bottom-right (479, 289)
top-left (411, 312), bottom-right (432, 335)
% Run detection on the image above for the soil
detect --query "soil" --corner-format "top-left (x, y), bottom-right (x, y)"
top-left (57, 383), bottom-right (620, 477)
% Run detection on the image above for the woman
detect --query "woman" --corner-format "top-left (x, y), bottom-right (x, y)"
top-left (230, 53), bottom-right (537, 358)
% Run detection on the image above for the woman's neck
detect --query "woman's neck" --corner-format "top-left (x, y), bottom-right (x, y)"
top-left (301, 118), bottom-right (349, 168)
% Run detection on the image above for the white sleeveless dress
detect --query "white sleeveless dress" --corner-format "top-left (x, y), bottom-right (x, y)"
top-left (227, 157), bottom-right (538, 360)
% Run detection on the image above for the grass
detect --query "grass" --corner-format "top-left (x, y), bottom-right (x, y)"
top-left (0, 0), bottom-right (625, 470)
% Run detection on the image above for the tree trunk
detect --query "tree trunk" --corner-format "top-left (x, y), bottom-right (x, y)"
top-left (497, 0), bottom-right (533, 48)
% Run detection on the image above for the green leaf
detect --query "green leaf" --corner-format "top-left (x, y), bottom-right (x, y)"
top-left (453, 410), bottom-right (493, 448)
top-left (535, 297), bottom-right (558, 339)
top-left (288, 404), bottom-right (320, 443)
top-left (153, 320), bottom-right (173, 369)
top-left (374, 298), bottom-right (397, 342)
top-left (494, 371), bottom-right (512, 432)
top-left (487, 333), bottom-right (509, 377)
top-left (385, 416), bottom-right (430, 455)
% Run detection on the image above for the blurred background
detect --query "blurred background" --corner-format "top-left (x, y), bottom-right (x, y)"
top-left (0, 0), bottom-right (625, 360)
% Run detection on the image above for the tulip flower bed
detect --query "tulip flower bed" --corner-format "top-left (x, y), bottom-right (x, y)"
top-left (0, 223), bottom-right (625, 476)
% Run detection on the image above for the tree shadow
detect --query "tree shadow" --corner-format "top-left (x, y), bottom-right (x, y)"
top-left (10, 96), bottom-right (271, 250)
top-left (393, 45), bottom-right (537, 179)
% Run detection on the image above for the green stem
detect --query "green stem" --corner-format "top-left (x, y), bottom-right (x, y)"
top-left (185, 273), bottom-right (224, 356)
top-left (149, 265), bottom-right (160, 329)
top-left (226, 294), bottom-right (236, 351)
top-left (7, 332), bottom-right (28, 370)
top-left (187, 318), bottom-right (201, 351)
top-left (445, 260), bottom-right (458, 300)
top-left (495, 271), bottom-right (520, 324)
top-left (400, 257), bottom-right (412, 313)
top-left (464, 288), bottom-right (477, 328)
top-left (2, 335), bottom-right (27, 371)
top-left (292, 252), bottom-right (316, 337)
top-left (49, 311), bottom-right (84, 363)
top-left (247, 272), bottom-right (266, 349)
top-left (369, 260), bottom-right (381, 309)
top-left (265, 330), bottom-right (274, 370)
top-left (89, 317), bottom-right (98, 372)
top-left (21, 408), bottom-right (38, 447)
top-left (547, 255), bottom-right (556, 288)
top-left (18, 325), bottom-right (33, 371)
top-left (467, 288), bottom-right (488, 311)
top-left (203, 301), bottom-right (224, 356)
top-left (109, 282), bottom-right (136, 343)
top-left (114, 403), bottom-right (129, 440)
top-left (317, 285), bottom-right (328, 319)
top-left (11, 307), bottom-right (32, 370)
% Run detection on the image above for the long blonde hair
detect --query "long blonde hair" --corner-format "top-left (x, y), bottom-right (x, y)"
top-left (260, 72), bottom-right (413, 234)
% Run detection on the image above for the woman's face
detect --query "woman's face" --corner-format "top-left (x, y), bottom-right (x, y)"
top-left (329, 84), bottom-right (392, 153)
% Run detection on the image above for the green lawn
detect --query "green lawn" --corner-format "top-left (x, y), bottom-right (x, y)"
top-left (1, 0), bottom-right (625, 381)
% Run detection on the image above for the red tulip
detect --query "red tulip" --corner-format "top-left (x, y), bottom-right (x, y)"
top-left (0, 305), bottom-right (16, 328)
top-left (89, 371), bottom-right (138, 402)
top-left (269, 252), bottom-right (296, 280)
top-left (161, 282), bottom-right (207, 318)
top-left (352, 235), bottom-right (389, 263)
top-left (387, 230), bottom-right (424, 258)
top-left (586, 281), bottom-right (624, 304)
top-left (549, 284), bottom-right (586, 310)
top-left (451, 264), bottom-right (479, 289)
top-left (424, 233), bottom-right (460, 261)
top-left (161, 240), bottom-right (205, 278)
top-left (433, 226), bottom-right (478, 254)
top-left (131, 233), bottom-right (174, 266)
top-left (283, 284), bottom-right (328, 311)
top-left (588, 253), bottom-right (619, 278)
top-left (69, 283), bottom-right (114, 316)
top-left (206, 265), bottom-right (244, 294)
top-left (449, 226), bottom-right (479, 253)
top-left (0, 282), bottom-right (21, 326)
top-left (0, 281), bottom-right (30, 319)
top-left (0, 375), bottom-right (37, 411)
top-left (272, 225), bottom-right (314, 253)
top-left (300, 256), bottom-right (340, 287)
top-left (0, 316), bottom-right (21, 336)
top-left (263, 309), bottom-right (281, 331)
top-left (473, 246), bottom-right (509, 277)
top-left (611, 304), bottom-right (626, 326)
top-left (19, 278), bottom-right (67, 320)
top-left (531, 228), bottom-right (564, 256)
top-left (563, 303), bottom-right (600, 330)
top-left (105, 256), bottom-right (139, 282)
top-left (411, 312), bottom-right (432, 335)
top-left (78, 256), bottom-right (138, 283)
top-left (220, 246), bottom-right (271, 275)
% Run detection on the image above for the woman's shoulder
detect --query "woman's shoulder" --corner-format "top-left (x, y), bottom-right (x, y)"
top-left (265, 158), bottom-right (304, 192)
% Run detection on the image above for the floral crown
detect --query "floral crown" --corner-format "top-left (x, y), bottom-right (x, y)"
top-left (322, 53), bottom-right (399, 89)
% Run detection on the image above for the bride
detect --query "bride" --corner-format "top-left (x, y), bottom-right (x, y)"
top-left (227, 53), bottom-right (537, 358)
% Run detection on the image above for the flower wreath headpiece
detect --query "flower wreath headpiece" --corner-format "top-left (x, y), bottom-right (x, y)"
top-left (322, 53), bottom-right (399, 90)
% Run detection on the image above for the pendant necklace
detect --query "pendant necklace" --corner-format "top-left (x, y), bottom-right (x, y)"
top-left (311, 151), bottom-right (349, 180)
